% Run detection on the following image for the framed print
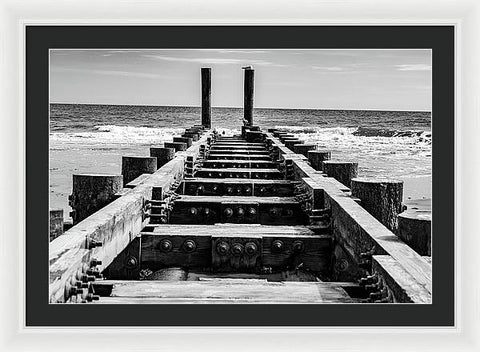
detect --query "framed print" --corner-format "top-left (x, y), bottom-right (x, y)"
top-left (1, 0), bottom-right (478, 351)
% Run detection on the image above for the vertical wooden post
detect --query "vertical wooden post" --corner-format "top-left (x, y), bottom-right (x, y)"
top-left (293, 144), bottom-right (316, 157)
top-left (308, 150), bottom-right (331, 171)
top-left (397, 205), bottom-right (431, 256)
top-left (351, 178), bottom-right (404, 232)
top-left (322, 161), bottom-right (358, 188)
top-left (121, 156), bottom-right (157, 186)
top-left (150, 147), bottom-right (175, 169)
top-left (201, 68), bottom-right (211, 128)
top-left (244, 68), bottom-right (254, 126)
top-left (69, 174), bottom-right (123, 224)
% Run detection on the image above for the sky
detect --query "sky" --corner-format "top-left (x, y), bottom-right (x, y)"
top-left (50, 49), bottom-right (431, 111)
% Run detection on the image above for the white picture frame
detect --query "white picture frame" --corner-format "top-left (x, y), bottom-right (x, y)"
top-left (0, 0), bottom-right (478, 351)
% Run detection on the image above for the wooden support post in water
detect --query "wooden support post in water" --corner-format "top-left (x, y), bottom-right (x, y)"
top-left (397, 204), bottom-right (431, 256)
top-left (164, 142), bottom-right (187, 152)
top-left (243, 68), bottom-right (254, 126)
top-left (150, 147), bottom-right (175, 169)
top-left (201, 68), bottom-right (212, 128)
top-left (308, 150), bottom-right (331, 171)
top-left (173, 136), bottom-right (193, 148)
top-left (293, 144), bottom-right (316, 157)
top-left (351, 178), bottom-right (404, 232)
top-left (69, 174), bottom-right (123, 224)
top-left (121, 156), bottom-right (157, 186)
top-left (49, 209), bottom-right (64, 241)
top-left (322, 161), bottom-right (358, 188)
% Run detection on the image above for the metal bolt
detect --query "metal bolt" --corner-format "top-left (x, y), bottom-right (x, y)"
top-left (271, 240), bottom-right (284, 252)
top-left (203, 207), bottom-right (211, 216)
top-left (189, 207), bottom-right (198, 216)
top-left (90, 259), bottom-right (102, 267)
top-left (88, 239), bottom-right (103, 249)
top-left (224, 207), bottom-right (233, 217)
top-left (247, 207), bottom-right (257, 216)
top-left (197, 186), bottom-right (204, 194)
top-left (74, 280), bottom-right (88, 288)
top-left (183, 240), bottom-right (196, 253)
top-left (244, 187), bottom-right (251, 194)
top-left (245, 242), bottom-right (257, 256)
top-left (232, 243), bottom-right (244, 256)
top-left (237, 207), bottom-right (245, 216)
top-left (216, 241), bottom-right (230, 255)
top-left (269, 208), bottom-right (279, 218)
top-left (292, 240), bottom-right (305, 253)
top-left (81, 274), bottom-right (96, 283)
top-left (86, 293), bottom-right (100, 302)
top-left (159, 239), bottom-right (172, 252)
top-left (226, 187), bottom-right (233, 194)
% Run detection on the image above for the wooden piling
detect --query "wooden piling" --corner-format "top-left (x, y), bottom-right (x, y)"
top-left (307, 150), bottom-right (331, 171)
top-left (173, 136), bottom-right (193, 148)
top-left (121, 156), bottom-right (157, 186)
top-left (244, 68), bottom-right (254, 126)
top-left (293, 144), bottom-right (316, 157)
top-left (69, 174), bottom-right (123, 224)
top-left (351, 178), bottom-right (404, 232)
top-left (322, 161), bottom-right (358, 188)
top-left (150, 147), bottom-right (175, 169)
top-left (201, 68), bottom-right (212, 128)
top-left (164, 141), bottom-right (188, 152)
top-left (397, 204), bottom-right (431, 256)
top-left (49, 209), bottom-right (64, 241)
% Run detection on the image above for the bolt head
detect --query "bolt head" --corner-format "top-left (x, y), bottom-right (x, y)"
top-left (216, 241), bottom-right (230, 255)
top-left (292, 240), bottom-right (305, 253)
top-left (237, 207), bottom-right (245, 216)
top-left (183, 240), bottom-right (196, 253)
top-left (271, 240), bottom-right (284, 252)
top-left (159, 239), bottom-right (173, 252)
top-left (224, 208), bottom-right (233, 217)
top-left (245, 242), bottom-right (257, 256)
top-left (189, 207), bottom-right (198, 216)
top-left (232, 243), bottom-right (244, 256)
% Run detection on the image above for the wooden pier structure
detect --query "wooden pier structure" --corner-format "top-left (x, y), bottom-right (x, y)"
top-left (49, 68), bottom-right (432, 304)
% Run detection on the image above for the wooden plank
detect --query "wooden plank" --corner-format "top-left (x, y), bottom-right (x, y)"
top-left (202, 160), bottom-right (278, 169)
top-left (195, 168), bottom-right (283, 180)
top-left (372, 255), bottom-right (431, 303)
top-left (208, 149), bottom-right (270, 155)
top-left (92, 280), bottom-right (355, 304)
top-left (211, 145), bottom-right (265, 150)
top-left (142, 224), bottom-right (317, 237)
top-left (140, 224), bottom-right (329, 272)
top-left (49, 129), bottom-right (214, 302)
top-left (174, 195), bottom-right (298, 204)
top-left (207, 153), bottom-right (272, 161)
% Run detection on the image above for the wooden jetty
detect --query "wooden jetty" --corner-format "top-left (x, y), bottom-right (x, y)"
top-left (49, 67), bottom-right (432, 304)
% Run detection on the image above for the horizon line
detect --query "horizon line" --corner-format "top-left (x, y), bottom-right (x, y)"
top-left (49, 102), bottom-right (432, 114)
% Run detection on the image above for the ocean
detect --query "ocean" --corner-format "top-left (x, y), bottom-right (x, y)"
top-left (49, 103), bottom-right (432, 220)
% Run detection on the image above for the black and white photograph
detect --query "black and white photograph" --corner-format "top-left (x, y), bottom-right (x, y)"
top-left (48, 48), bottom-right (433, 305)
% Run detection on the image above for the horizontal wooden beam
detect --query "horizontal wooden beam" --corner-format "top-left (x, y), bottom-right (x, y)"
top-left (92, 280), bottom-right (355, 304)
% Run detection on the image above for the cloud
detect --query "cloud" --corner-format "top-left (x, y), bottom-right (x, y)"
top-left (312, 66), bottom-right (346, 72)
top-left (143, 54), bottom-right (287, 67)
top-left (395, 64), bottom-right (432, 71)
